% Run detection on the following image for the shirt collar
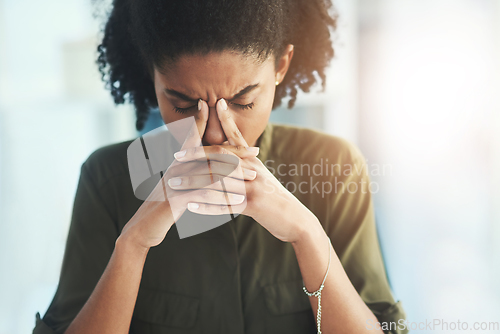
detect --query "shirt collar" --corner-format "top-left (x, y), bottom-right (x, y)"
top-left (255, 122), bottom-right (273, 163)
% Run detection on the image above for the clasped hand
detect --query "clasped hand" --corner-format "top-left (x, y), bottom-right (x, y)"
top-left (122, 98), bottom-right (316, 250)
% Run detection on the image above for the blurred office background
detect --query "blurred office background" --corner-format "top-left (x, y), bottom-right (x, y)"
top-left (1, 0), bottom-right (499, 333)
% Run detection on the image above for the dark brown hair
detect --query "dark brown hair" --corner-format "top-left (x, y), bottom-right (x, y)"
top-left (95, 0), bottom-right (338, 130)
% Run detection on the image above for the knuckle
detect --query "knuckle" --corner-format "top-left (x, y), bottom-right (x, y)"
top-left (201, 189), bottom-right (211, 199)
top-left (232, 129), bottom-right (242, 138)
top-left (205, 203), bottom-right (215, 213)
top-left (212, 146), bottom-right (222, 155)
top-left (216, 146), bottom-right (227, 155)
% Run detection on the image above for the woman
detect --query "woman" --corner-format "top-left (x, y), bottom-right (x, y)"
top-left (33, 0), bottom-right (408, 333)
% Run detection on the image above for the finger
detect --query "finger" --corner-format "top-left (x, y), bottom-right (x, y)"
top-left (167, 173), bottom-right (249, 192)
top-left (187, 201), bottom-right (247, 216)
top-left (204, 161), bottom-right (256, 181)
top-left (181, 160), bottom-right (257, 181)
top-left (174, 144), bottom-right (259, 161)
top-left (216, 98), bottom-right (249, 147)
top-left (179, 99), bottom-right (209, 152)
top-left (175, 188), bottom-right (245, 206)
top-left (166, 159), bottom-right (256, 184)
top-left (164, 157), bottom-right (204, 177)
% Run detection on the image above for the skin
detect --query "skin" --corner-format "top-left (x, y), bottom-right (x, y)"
top-left (64, 45), bottom-right (384, 334)
top-left (153, 49), bottom-right (282, 148)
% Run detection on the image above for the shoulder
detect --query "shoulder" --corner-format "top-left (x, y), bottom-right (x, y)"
top-left (269, 123), bottom-right (365, 166)
top-left (81, 139), bottom-right (135, 188)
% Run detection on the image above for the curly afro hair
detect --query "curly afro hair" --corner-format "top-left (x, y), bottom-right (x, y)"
top-left (95, 0), bottom-right (338, 131)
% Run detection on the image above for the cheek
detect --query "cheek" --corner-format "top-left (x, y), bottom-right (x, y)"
top-left (235, 91), bottom-right (274, 144)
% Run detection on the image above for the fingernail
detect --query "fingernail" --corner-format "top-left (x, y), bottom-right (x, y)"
top-left (174, 150), bottom-right (186, 159)
top-left (219, 98), bottom-right (228, 111)
top-left (244, 169), bottom-right (257, 178)
top-left (231, 194), bottom-right (245, 203)
top-left (168, 178), bottom-right (182, 187)
top-left (198, 99), bottom-right (202, 110)
top-left (245, 147), bottom-right (259, 154)
top-left (188, 203), bottom-right (199, 210)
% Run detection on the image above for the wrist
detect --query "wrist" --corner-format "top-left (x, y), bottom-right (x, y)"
top-left (115, 232), bottom-right (151, 258)
top-left (290, 208), bottom-right (324, 246)
top-left (277, 192), bottom-right (323, 245)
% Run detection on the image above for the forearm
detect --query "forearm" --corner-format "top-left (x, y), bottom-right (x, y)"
top-left (291, 215), bottom-right (384, 334)
top-left (64, 235), bottom-right (150, 334)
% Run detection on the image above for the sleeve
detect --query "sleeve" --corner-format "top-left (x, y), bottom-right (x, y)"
top-left (32, 161), bottom-right (120, 334)
top-left (324, 140), bottom-right (408, 334)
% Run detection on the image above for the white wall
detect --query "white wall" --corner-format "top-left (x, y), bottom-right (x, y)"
top-left (358, 0), bottom-right (500, 327)
top-left (0, 1), bottom-right (136, 333)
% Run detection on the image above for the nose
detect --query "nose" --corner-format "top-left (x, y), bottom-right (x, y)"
top-left (202, 105), bottom-right (227, 146)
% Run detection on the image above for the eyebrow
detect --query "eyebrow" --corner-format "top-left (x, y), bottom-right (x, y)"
top-left (164, 83), bottom-right (260, 103)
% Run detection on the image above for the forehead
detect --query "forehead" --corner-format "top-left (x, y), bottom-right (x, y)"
top-left (154, 51), bottom-right (274, 102)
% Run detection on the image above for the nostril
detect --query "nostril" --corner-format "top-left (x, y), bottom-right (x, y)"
top-left (202, 131), bottom-right (227, 146)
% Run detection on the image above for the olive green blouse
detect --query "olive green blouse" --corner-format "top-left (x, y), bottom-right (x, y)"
top-left (33, 122), bottom-right (408, 334)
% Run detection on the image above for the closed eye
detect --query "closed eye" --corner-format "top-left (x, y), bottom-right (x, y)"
top-left (231, 102), bottom-right (254, 110)
top-left (173, 102), bottom-right (254, 114)
top-left (172, 105), bottom-right (196, 114)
